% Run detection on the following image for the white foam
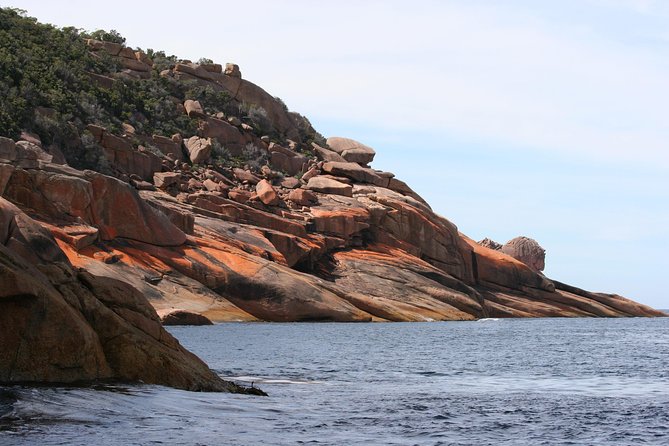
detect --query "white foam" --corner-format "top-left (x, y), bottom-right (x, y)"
top-left (226, 376), bottom-right (323, 385)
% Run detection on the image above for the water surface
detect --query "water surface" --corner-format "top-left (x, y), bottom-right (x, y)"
top-left (1, 318), bottom-right (667, 445)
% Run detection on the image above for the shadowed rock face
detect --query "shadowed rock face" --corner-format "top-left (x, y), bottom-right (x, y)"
top-left (0, 197), bottom-right (248, 392)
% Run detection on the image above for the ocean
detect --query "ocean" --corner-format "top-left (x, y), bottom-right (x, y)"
top-left (1, 317), bottom-right (667, 445)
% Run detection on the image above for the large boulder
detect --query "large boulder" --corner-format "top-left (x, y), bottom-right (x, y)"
top-left (305, 176), bottom-right (353, 197)
top-left (184, 99), bottom-right (206, 119)
top-left (152, 134), bottom-right (183, 160)
top-left (185, 136), bottom-right (212, 164)
top-left (198, 117), bottom-right (254, 155)
top-left (270, 151), bottom-right (308, 176)
top-left (287, 188), bottom-right (318, 206)
top-left (501, 236), bottom-right (546, 272)
top-left (321, 161), bottom-right (387, 187)
top-left (326, 137), bottom-right (376, 165)
top-left (255, 179), bottom-right (280, 205)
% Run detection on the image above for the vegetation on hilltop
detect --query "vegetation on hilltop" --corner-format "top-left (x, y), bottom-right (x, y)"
top-left (0, 7), bottom-right (322, 172)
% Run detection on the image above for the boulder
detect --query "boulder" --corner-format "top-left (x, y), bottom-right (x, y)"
top-left (321, 161), bottom-right (387, 186)
top-left (228, 189), bottom-right (254, 203)
top-left (256, 179), bottom-right (280, 205)
top-left (174, 63), bottom-right (216, 81)
top-left (288, 188), bottom-right (318, 206)
top-left (159, 309), bottom-right (214, 326)
top-left (301, 166), bottom-right (320, 182)
top-left (225, 63), bottom-right (241, 78)
top-left (268, 142), bottom-right (295, 157)
top-left (88, 125), bottom-right (161, 180)
top-left (154, 172), bottom-right (181, 189)
top-left (281, 177), bottom-right (301, 189)
top-left (478, 238), bottom-right (502, 250)
top-left (501, 236), bottom-right (546, 272)
top-left (201, 63), bottom-right (222, 73)
top-left (152, 134), bottom-right (183, 160)
top-left (185, 136), bottom-right (212, 164)
top-left (86, 39), bottom-right (123, 55)
top-left (312, 143), bottom-right (346, 163)
top-left (270, 151), bottom-right (308, 176)
top-left (233, 168), bottom-right (260, 184)
top-left (305, 176), bottom-right (353, 197)
top-left (184, 99), bottom-right (206, 119)
top-left (198, 117), bottom-right (253, 155)
top-left (0, 136), bottom-right (17, 161)
top-left (326, 137), bottom-right (376, 165)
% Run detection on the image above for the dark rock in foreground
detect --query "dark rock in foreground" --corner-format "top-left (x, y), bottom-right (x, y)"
top-left (0, 197), bottom-right (250, 392)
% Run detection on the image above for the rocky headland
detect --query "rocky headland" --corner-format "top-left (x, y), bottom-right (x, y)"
top-left (0, 9), bottom-right (664, 390)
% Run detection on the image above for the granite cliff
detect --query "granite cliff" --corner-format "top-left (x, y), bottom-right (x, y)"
top-left (0, 9), bottom-right (664, 389)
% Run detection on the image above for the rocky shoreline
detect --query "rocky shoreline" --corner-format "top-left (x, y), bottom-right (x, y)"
top-left (0, 20), bottom-right (664, 391)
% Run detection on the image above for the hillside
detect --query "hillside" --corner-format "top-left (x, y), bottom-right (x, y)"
top-left (0, 8), bottom-right (664, 389)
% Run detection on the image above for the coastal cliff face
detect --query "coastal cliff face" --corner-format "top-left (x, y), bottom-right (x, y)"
top-left (0, 9), bottom-right (664, 388)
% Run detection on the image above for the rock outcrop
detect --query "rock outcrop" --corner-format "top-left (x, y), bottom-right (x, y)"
top-left (0, 197), bottom-right (248, 392)
top-left (0, 26), bottom-right (664, 391)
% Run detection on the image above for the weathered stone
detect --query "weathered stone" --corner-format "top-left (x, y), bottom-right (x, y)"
top-left (86, 39), bottom-right (122, 55)
top-left (118, 46), bottom-right (136, 59)
top-left (203, 178), bottom-right (226, 193)
top-left (228, 189), bottom-right (254, 203)
top-left (19, 131), bottom-right (41, 146)
top-left (302, 166), bottom-right (320, 182)
top-left (159, 309), bottom-right (213, 326)
top-left (152, 134), bottom-right (183, 160)
top-left (501, 236), bottom-right (546, 272)
top-left (312, 143), bottom-right (346, 162)
top-left (326, 137), bottom-right (376, 165)
top-left (153, 172), bottom-right (181, 189)
top-left (256, 179), bottom-right (280, 205)
top-left (233, 168), bottom-right (260, 184)
top-left (0, 197), bottom-right (243, 391)
top-left (198, 117), bottom-right (253, 154)
top-left (185, 137), bottom-right (212, 164)
top-left (0, 137), bottom-right (17, 161)
top-left (270, 151), bottom-right (308, 176)
top-left (281, 177), bottom-right (301, 189)
top-left (201, 63), bottom-right (222, 73)
top-left (130, 179), bottom-right (156, 191)
top-left (305, 176), bottom-right (353, 197)
top-left (174, 63), bottom-right (216, 81)
top-left (184, 99), bottom-right (206, 119)
top-left (321, 161), bottom-right (386, 186)
top-left (268, 142), bottom-right (295, 157)
top-left (478, 238), bottom-right (502, 250)
top-left (117, 57), bottom-right (151, 72)
top-left (287, 188), bottom-right (318, 206)
top-left (135, 51), bottom-right (153, 66)
top-left (225, 63), bottom-right (241, 78)
top-left (227, 116), bottom-right (242, 127)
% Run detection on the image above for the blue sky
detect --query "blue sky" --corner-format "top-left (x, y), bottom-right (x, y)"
top-left (5, 0), bottom-right (668, 308)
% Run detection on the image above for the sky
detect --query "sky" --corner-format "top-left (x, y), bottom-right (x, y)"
top-left (4, 0), bottom-right (668, 308)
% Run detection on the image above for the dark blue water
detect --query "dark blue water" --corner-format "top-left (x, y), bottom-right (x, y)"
top-left (1, 318), bottom-right (667, 445)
